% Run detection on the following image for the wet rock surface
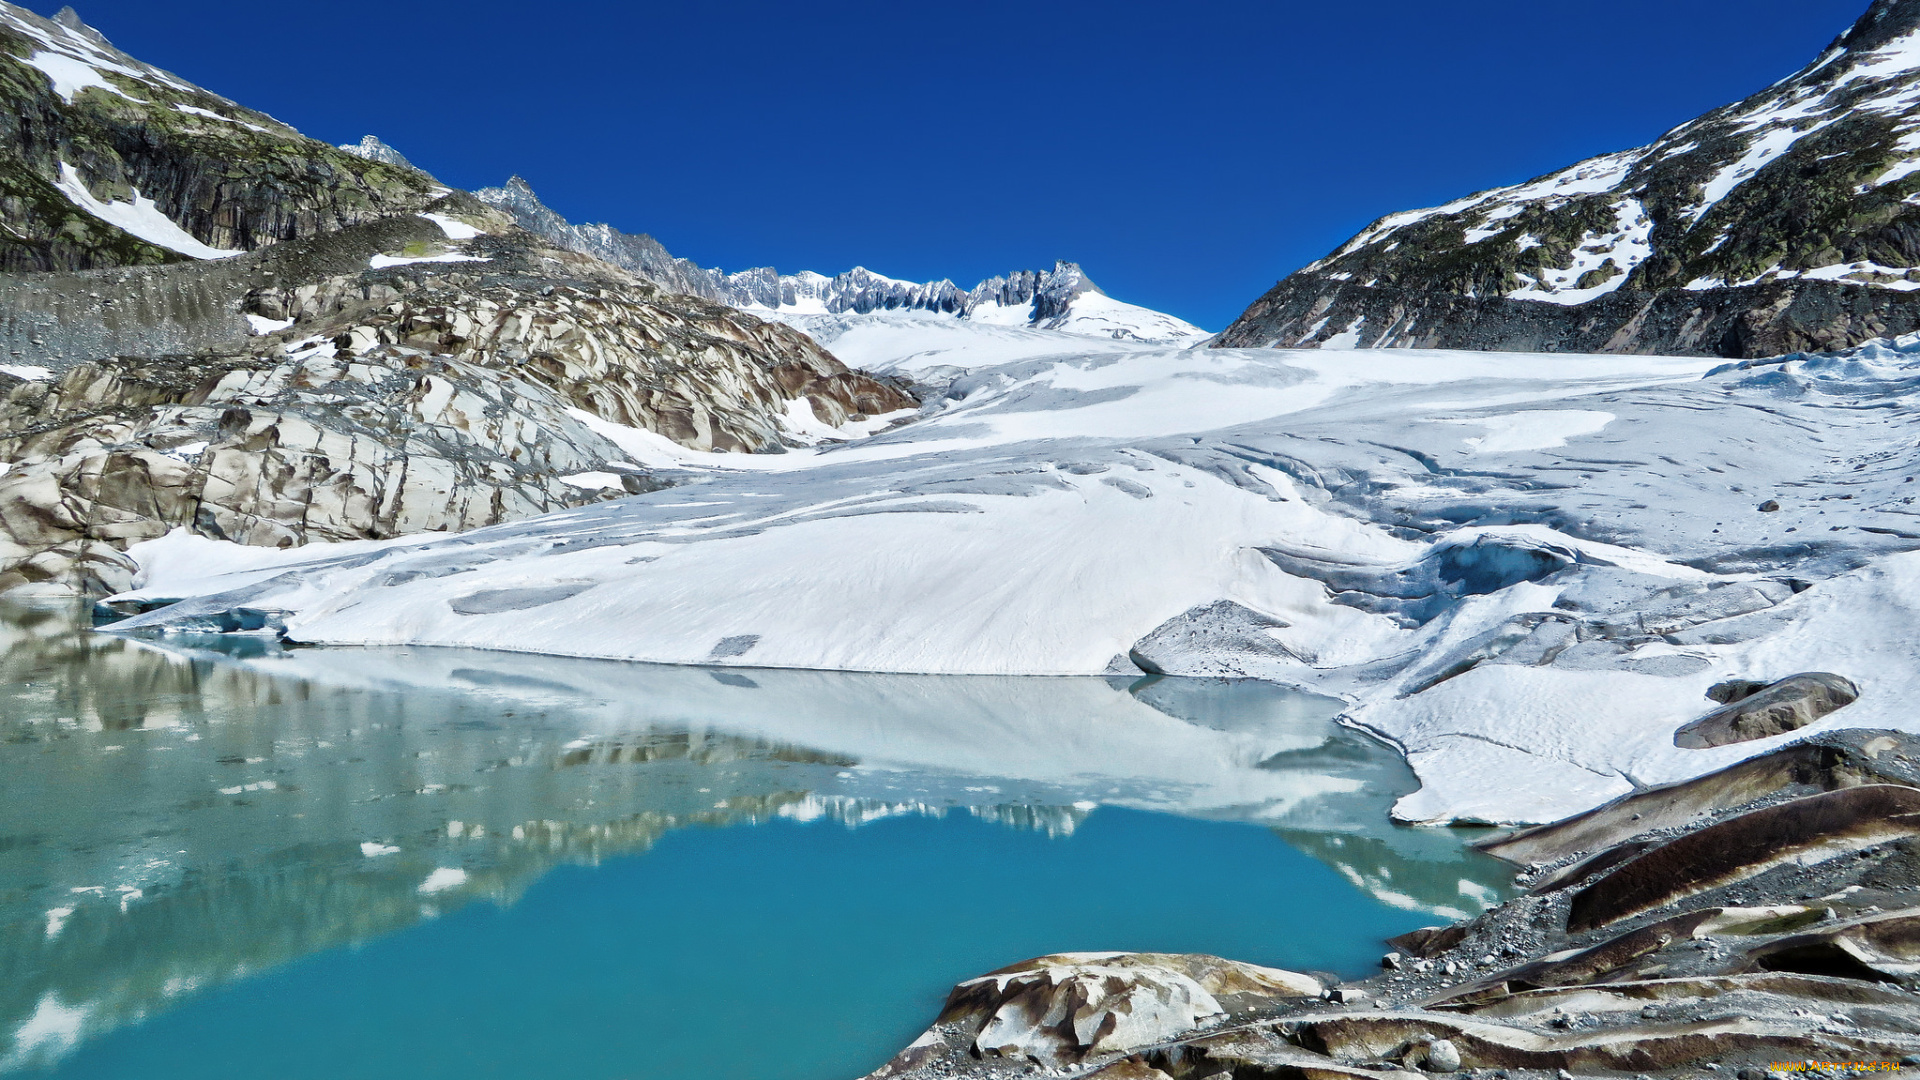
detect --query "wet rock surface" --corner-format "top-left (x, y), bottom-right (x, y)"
top-left (865, 729), bottom-right (1920, 1078)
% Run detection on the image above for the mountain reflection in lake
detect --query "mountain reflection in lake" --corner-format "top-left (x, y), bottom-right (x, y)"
top-left (0, 602), bottom-right (1512, 1079)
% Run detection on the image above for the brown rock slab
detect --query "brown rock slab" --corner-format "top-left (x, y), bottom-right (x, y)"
top-left (1674, 672), bottom-right (1860, 749)
top-left (1567, 785), bottom-right (1920, 932)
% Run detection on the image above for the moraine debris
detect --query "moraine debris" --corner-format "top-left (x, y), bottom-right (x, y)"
top-left (862, 728), bottom-right (1920, 1079)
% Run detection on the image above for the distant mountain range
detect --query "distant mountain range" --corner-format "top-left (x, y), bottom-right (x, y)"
top-left (472, 176), bottom-right (1208, 344)
top-left (1219, 0), bottom-right (1920, 357)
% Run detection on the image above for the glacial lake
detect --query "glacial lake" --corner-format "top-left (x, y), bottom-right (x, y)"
top-left (0, 602), bottom-right (1514, 1079)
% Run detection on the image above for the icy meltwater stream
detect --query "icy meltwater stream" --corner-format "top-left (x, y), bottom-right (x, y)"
top-left (0, 603), bottom-right (1512, 1079)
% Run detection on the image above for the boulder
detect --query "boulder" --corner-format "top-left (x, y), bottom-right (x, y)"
top-left (1674, 672), bottom-right (1860, 749)
top-left (936, 952), bottom-right (1321, 1066)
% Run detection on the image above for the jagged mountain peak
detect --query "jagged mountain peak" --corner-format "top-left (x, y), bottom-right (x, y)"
top-left (50, 6), bottom-right (93, 36)
top-left (1218, 0), bottom-right (1920, 358)
top-left (336, 135), bottom-right (418, 172)
top-left (483, 176), bottom-right (1207, 343)
top-left (1840, 0), bottom-right (1920, 54)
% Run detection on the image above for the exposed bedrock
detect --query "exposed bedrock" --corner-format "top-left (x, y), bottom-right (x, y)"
top-left (0, 208), bottom-right (916, 596)
top-left (1674, 672), bottom-right (1862, 749)
top-left (0, 4), bottom-right (441, 271)
top-left (864, 729), bottom-right (1920, 1079)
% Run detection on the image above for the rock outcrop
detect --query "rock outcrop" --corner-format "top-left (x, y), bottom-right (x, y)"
top-left (924, 954), bottom-right (1322, 1069)
top-left (1218, 0), bottom-right (1920, 358)
top-left (1674, 672), bottom-right (1862, 748)
top-left (867, 728), bottom-right (1920, 1079)
top-left (0, 5), bottom-right (918, 599)
top-left (0, 4), bottom-right (439, 271)
top-left (0, 200), bottom-right (914, 596)
top-left (473, 176), bottom-right (718, 300)
top-left (336, 135), bottom-right (420, 172)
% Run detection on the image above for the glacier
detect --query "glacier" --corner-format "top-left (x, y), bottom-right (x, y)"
top-left (103, 316), bottom-right (1920, 828)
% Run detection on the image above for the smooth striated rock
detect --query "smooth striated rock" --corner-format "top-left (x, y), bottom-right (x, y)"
top-left (868, 731), bottom-right (1920, 1080)
top-left (0, 211), bottom-right (914, 596)
top-left (1477, 729), bottom-right (1913, 867)
top-left (1674, 672), bottom-right (1861, 748)
top-left (1567, 784), bottom-right (1920, 931)
top-left (893, 952), bottom-right (1320, 1069)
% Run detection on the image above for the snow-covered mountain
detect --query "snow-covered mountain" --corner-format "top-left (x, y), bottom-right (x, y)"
top-left (707, 261), bottom-right (1210, 345)
top-left (336, 135), bottom-right (419, 172)
top-left (1220, 0), bottom-right (1920, 357)
top-left (475, 176), bottom-right (1209, 345)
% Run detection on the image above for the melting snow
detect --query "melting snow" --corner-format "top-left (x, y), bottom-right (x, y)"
top-left (369, 252), bottom-right (490, 269)
top-left (1321, 316), bottom-right (1366, 349)
top-left (22, 50), bottom-right (137, 103)
top-left (245, 314), bottom-right (293, 335)
top-left (52, 163), bottom-right (241, 260)
top-left (171, 103), bottom-right (269, 132)
top-left (0, 364), bottom-right (52, 381)
top-left (1448, 410), bottom-right (1615, 453)
top-left (420, 213), bottom-right (483, 240)
top-left (559, 471), bottom-right (626, 490)
top-left (1508, 199), bottom-right (1652, 305)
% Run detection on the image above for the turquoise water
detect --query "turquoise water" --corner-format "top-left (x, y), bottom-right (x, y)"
top-left (0, 602), bottom-right (1513, 1079)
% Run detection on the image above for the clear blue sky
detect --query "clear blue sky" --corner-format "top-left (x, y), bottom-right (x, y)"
top-left (55, 0), bottom-right (1872, 329)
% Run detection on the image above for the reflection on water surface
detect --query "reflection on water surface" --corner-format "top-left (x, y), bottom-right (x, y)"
top-left (0, 603), bottom-right (1511, 1078)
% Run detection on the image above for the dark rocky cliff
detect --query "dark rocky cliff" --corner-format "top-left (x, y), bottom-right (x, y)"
top-left (1219, 0), bottom-right (1920, 357)
top-left (0, 4), bottom-right (438, 271)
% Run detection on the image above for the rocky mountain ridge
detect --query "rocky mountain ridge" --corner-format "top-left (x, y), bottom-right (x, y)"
top-left (867, 728), bottom-right (1920, 1079)
top-left (0, 3), bottom-right (439, 271)
top-left (337, 135), bottom-right (419, 172)
top-left (0, 5), bottom-right (915, 597)
top-left (1220, 0), bottom-right (1920, 357)
top-left (474, 175), bottom-right (1208, 343)
top-left (0, 201), bottom-right (912, 596)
